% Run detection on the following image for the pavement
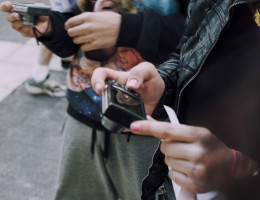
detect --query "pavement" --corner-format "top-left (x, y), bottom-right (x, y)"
top-left (0, 38), bottom-right (68, 200)
top-left (0, 1), bottom-right (69, 199)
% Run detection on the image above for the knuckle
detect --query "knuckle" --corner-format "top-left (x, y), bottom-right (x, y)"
top-left (192, 146), bottom-right (205, 161)
top-left (87, 25), bottom-right (95, 34)
top-left (92, 40), bottom-right (100, 49)
top-left (161, 130), bottom-right (169, 139)
top-left (199, 127), bottom-right (211, 137)
top-left (66, 18), bottom-right (72, 26)
top-left (67, 28), bottom-right (73, 37)
top-left (191, 164), bottom-right (208, 183)
top-left (82, 12), bottom-right (90, 19)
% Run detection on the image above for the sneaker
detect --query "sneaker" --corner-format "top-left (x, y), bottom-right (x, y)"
top-left (25, 75), bottom-right (66, 97)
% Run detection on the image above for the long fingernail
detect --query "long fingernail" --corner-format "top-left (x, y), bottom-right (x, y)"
top-left (95, 83), bottom-right (102, 92)
top-left (130, 123), bottom-right (141, 132)
top-left (127, 79), bottom-right (138, 88)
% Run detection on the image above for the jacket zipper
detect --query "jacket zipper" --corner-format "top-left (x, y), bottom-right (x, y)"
top-left (175, 0), bottom-right (247, 114)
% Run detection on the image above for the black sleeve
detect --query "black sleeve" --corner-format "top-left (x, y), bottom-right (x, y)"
top-left (151, 53), bottom-right (180, 120)
top-left (116, 11), bottom-right (186, 64)
top-left (38, 12), bottom-right (80, 58)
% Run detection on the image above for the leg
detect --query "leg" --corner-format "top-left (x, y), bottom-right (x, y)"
top-left (25, 45), bottom-right (66, 97)
top-left (106, 133), bottom-right (160, 200)
top-left (32, 44), bottom-right (52, 82)
top-left (54, 115), bottom-right (117, 200)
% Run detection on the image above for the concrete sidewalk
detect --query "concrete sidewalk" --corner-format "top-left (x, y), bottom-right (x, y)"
top-left (0, 39), bottom-right (63, 102)
top-left (0, 39), bottom-right (68, 200)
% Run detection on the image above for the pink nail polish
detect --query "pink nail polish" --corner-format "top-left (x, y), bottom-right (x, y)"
top-left (128, 79), bottom-right (138, 88)
top-left (130, 123), bottom-right (141, 132)
top-left (95, 83), bottom-right (102, 91)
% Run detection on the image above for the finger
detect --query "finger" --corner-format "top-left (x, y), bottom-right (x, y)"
top-left (10, 20), bottom-right (25, 31)
top-left (65, 12), bottom-right (91, 30)
top-left (91, 68), bottom-right (129, 95)
top-left (146, 115), bottom-right (156, 121)
top-left (165, 157), bottom-right (194, 175)
top-left (168, 169), bottom-right (201, 194)
top-left (72, 34), bottom-right (92, 45)
top-left (19, 26), bottom-right (34, 37)
top-left (126, 62), bottom-right (158, 90)
top-left (6, 12), bottom-right (21, 23)
top-left (67, 23), bottom-right (92, 37)
top-left (130, 120), bottom-right (198, 142)
top-left (0, 1), bottom-right (12, 12)
top-left (161, 141), bottom-right (202, 161)
top-left (80, 41), bottom-right (100, 52)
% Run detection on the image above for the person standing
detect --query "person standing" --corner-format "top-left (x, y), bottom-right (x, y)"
top-left (0, 0), bottom-right (186, 199)
top-left (90, 0), bottom-right (260, 199)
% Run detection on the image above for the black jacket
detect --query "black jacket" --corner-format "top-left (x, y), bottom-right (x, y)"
top-left (40, 9), bottom-right (186, 65)
top-left (144, 0), bottom-right (260, 199)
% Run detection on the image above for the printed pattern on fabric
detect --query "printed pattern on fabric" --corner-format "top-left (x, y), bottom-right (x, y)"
top-left (67, 47), bottom-right (143, 121)
top-left (66, 0), bottom-right (181, 122)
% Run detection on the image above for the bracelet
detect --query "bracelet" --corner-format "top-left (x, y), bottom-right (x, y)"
top-left (225, 149), bottom-right (237, 187)
top-left (229, 149), bottom-right (237, 177)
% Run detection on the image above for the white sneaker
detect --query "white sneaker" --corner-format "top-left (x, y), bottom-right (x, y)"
top-left (25, 75), bottom-right (66, 97)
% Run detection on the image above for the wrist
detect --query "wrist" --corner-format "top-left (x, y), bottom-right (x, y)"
top-left (226, 149), bottom-right (259, 187)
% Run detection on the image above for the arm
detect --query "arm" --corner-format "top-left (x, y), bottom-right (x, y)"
top-left (130, 117), bottom-right (260, 194)
top-left (117, 12), bottom-right (186, 64)
top-left (65, 10), bottom-right (186, 64)
top-left (38, 12), bottom-right (79, 58)
top-left (150, 53), bottom-right (180, 120)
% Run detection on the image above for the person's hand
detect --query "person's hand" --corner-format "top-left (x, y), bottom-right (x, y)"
top-left (65, 11), bottom-right (121, 51)
top-left (91, 62), bottom-right (165, 115)
top-left (0, 1), bottom-right (50, 38)
top-left (130, 118), bottom-right (235, 193)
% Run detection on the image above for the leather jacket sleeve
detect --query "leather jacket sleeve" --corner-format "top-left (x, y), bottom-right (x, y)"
top-left (152, 53), bottom-right (180, 120)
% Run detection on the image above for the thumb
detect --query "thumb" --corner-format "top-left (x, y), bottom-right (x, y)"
top-left (0, 1), bottom-right (12, 12)
top-left (91, 68), bottom-right (128, 95)
top-left (126, 62), bottom-right (158, 90)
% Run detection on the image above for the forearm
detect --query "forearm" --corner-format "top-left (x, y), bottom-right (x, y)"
top-left (151, 54), bottom-right (180, 120)
top-left (228, 150), bottom-right (259, 183)
top-left (117, 12), bottom-right (186, 64)
top-left (224, 150), bottom-right (260, 199)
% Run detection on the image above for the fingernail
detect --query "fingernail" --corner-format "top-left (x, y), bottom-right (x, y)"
top-left (127, 79), bottom-right (138, 88)
top-left (130, 123), bottom-right (141, 132)
top-left (95, 83), bottom-right (102, 92)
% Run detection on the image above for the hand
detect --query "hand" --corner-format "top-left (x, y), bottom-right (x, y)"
top-left (130, 118), bottom-right (234, 193)
top-left (65, 11), bottom-right (121, 51)
top-left (91, 62), bottom-right (165, 115)
top-left (0, 1), bottom-right (50, 38)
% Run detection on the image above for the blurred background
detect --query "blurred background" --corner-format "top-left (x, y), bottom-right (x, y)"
top-left (0, 1), bottom-right (68, 200)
